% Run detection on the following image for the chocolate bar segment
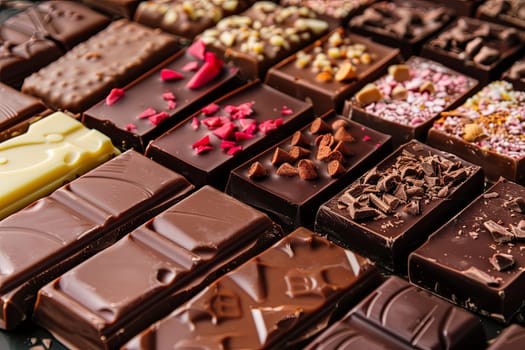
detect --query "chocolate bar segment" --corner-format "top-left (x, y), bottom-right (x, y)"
top-left (429, 0), bottom-right (482, 16)
top-left (307, 276), bottom-right (486, 350)
top-left (315, 140), bottom-right (484, 272)
top-left (488, 324), bottom-right (525, 349)
top-left (502, 57), bottom-right (525, 91)
top-left (146, 82), bottom-right (314, 189)
top-left (409, 179), bottom-right (525, 323)
top-left (266, 29), bottom-right (401, 116)
top-left (123, 227), bottom-right (381, 350)
top-left (0, 150), bottom-right (193, 330)
top-left (477, 0), bottom-right (525, 31)
top-left (33, 186), bottom-right (283, 349)
top-left (226, 112), bottom-right (391, 229)
top-left (280, 0), bottom-right (374, 25)
top-left (82, 0), bottom-right (140, 18)
top-left (22, 20), bottom-right (181, 113)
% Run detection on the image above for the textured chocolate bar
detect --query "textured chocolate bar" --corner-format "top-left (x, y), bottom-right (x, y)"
top-left (123, 227), bottom-right (381, 350)
top-left (0, 150), bottom-right (193, 330)
top-left (33, 186), bottom-right (283, 350)
top-left (409, 179), bottom-right (525, 323)
top-left (22, 20), bottom-right (180, 113)
top-left (306, 276), bottom-right (486, 349)
top-left (478, 0), bottom-right (525, 31)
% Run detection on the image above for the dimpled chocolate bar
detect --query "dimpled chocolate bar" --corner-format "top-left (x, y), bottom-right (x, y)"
top-left (0, 150), bottom-right (193, 330)
top-left (315, 140), bottom-right (484, 272)
top-left (409, 179), bottom-right (525, 323)
top-left (0, 111), bottom-right (119, 221)
top-left (22, 19), bottom-right (180, 113)
top-left (33, 185), bottom-right (283, 349)
top-left (123, 227), bottom-right (381, 350)
top-left (306, 276), bottom-right (486, 350)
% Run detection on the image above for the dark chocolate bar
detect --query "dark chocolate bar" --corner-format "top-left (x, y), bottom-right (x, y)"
top-left (429, 0), bottom-right (482, 16)
top-left (306, 276), bottom-right (486, 350)
top-left (0, 150), bottom-right (193, 330)
top-left (488, 324), bottom-right (525, 349)
top-left (22, 20), bottom-right (181, 113)
top-left (409, 179), bottom-right (525, 323)
top-left (146, 81), bottom-right (314, 189)
top-left (266, 28), bottom-right (401, 116)
top-left (226, 112), bottom-right (391, 229)
top-left (123, 226), bottom-right (381, 350)
top-left (33, 186), bottom-right (284, 350)
top-left (315, 140), bottom-right (484, 272)
top-left (477, 0), bottom-right (525, 31)
top-left (502, 57), bottom-right (525, 91)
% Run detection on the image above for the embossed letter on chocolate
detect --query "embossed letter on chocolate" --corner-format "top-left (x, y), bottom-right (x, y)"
top-left (123, 227), bottom-right (381, 350)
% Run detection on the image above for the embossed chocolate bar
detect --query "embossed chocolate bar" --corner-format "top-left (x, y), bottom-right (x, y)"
top-left (123, 227), bottom-right (381, 350)
top-left (33, 186), bottom-right (284, 350)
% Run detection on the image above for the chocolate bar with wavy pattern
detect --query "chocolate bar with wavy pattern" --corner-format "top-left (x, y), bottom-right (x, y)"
top-left (0, 150), bottom-right (193, 330)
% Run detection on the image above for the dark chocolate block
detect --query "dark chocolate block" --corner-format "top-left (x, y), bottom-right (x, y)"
top-left (488, 324), bottom-right (525, 349)
top-left (82, 0), bottom-right (140, 18)
top-left (146, 81), bottom-right (314, 189)
top-left (429, 0), bottom-right (481, 16)
top-left (22, 20), bottom-right (181, 113)
top-left (348, 0), bottom-right (454, 58)
top-left (266, 28), bottom-right (401, 116)
top-left (134, 0), bottom-right (253, 40)
top-left (409, 179), bottom-right (525, 324)
top-left (421, 17), bottom-right (525, 84)
top-left (0, 150), bottom-right (193, 330)
top-left (279, 0), bottom-right (374, 26)
top-left (83, 46), bottom-right (241, 152)
top-left (477, 0), bottom-right (525, 31)
top-left (123, 227), bottom-right (382, 350)
top-left (427, 81), bottom-right (525, 184)
top-left (315, 140), bottom-right (484, 272)
top-left (306, 276), bottom-right (486, 350)
top-left (344, 56), bottom-right (479, 148)
top-left (226, 112), bottom-right (391, 230)
top-left (198, 1), bottom-right (329, 80)
top-left (503, 57), bottom-right (525, 91)
top-left (33, 186), bottom-right (284, 350)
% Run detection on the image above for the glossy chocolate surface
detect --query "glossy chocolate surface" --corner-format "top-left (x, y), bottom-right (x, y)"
top-left (266, 29), bottom-right (401, 116)
top-left (33, 186), bottom-right (283, 350)
top-left (22, 20), bottom-right (180, 113)
top-left (0, 82), bottom-right (45, 135)
top-left (82, 0), bottom-right (140, 18)
top-left (421, 17), bottom-right (525, 84)
top-left (349, 0), bottom-right (453, 58)
top-left (307, 276), bottom-right (486, 350)
top-left (316, 140), bottom-right (484, 271)
top-left (0, 150), bottom-right (193, 330)
top-left (488, 324), bottom-right (525, 349)
top-left (227, 112), bottom-right (391, 229)
top-left (124, 227), bottom-right (381, 350)
top-left (477, 0), bottom-right (525, 31)
top-left (146, 82), bottom-right (314, 189)
top-left (409, 179), bottom-right (525, 323)
top-left (83, 48), bottom-right (241, 152)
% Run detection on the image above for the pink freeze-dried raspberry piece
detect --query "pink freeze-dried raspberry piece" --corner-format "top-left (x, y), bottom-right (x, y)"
top-left (281, 105), bottom-right (293, 115)
top-left (201, 103), bottom-right (220, 115)
top-left (186, 52), bottom-right (223, 89)
top-left (160, 69), bottom-right (184, 81)
top-left (259, 118), bottom-right (283, 134)
top-left (234, 131), bottom-right (254, 141)
top-left (196, 145), bottom-right (213, 154)
top-left (137, 107), bottom-right (156, 119)
top-left (191, 117), bottom-right (200, 130)
top-left (125, 123), bottom-right (136, 131)
top-left (148, 111), bottom-right (169, 125)
top-left (162, 92), bottom-right (176, 101)
top-left (167, 100), bottom-right (177, 110)
top-left (106, 88), bottom-right (125, 106)
top-left (202, 116), bottom-right (223, 129)
top-left (244, 123), bottom-right (257, 135)
top-left (213, 122), bottom-right (235, 139)
top-left (220, 140), bottom-right (237, 149)
top-left (226, 145), bottom-right (242, 155)
top-left (187, 40), bottom-right (206, 60)
top-left (182, 61), bottom-right (200, 72)
top-left (192, 135), bottom-right (210, 148)
top-left (239, 118), bottom-right (256, 131)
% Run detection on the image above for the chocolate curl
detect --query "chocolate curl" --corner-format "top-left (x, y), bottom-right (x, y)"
top-left (327, 160), bottom-right (345, 177)
top-left (298, 159), bottom-right (318, 180)
top-left (276, 163), bottom-right (298, 177)
top-left (315, 134), bottom-right (335, 148)
top-left (248, 162), bottom-right (267, 179)
top-left (310, 118), bottom-right (332, 134)
top-left (288, 146), bottom-right (311, 161)
top-left (290, 131), bottom-right (310, 147)
top-left (271, 147), bottom-right (294, 165)
top-left (334, 127), bottom-right (355, 142)
top-left (316, 145), bottom-right (332, 161)
top-left (333, 141), bottom-right (353, 157)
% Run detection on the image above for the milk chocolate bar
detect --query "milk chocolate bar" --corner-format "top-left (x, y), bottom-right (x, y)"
top-left (316, 140), bottom-right (484, 272)
top-left (22, 20), bottom-right (181, 113)
top-left (409, 179), bottom-right (525, 323)
top-left (226, 112), bottom-right (391, 229)
top-left (33, 186), bottom-right (284, 349)
top-left (82, 0), bottom-right (140, 18)
top-left (280, 0), bottom-right (374, 25)
top-left (146, 81), bottom-right (314, 189)
top-left (306, 276), bottom-right (486, 350)
top-left (123, 227), bottom-right (381, 350)
top-left (266, 28), bottom-right (401, 116)
top-left (0, 111), bottom-right (119, 221)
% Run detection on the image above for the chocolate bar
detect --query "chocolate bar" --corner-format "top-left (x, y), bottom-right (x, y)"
top-left (429, 0), bottom-right (482, 16)
top-left (83, 44), bottom-right (241, 152)
top-left (488, 324), bottom-right (525, 349)
top-left (0, 150), bottom-right (193, 330)
top-left (134, 0), bottom-right (253, 40)
top-left (123, 227), bottom-right (381, 350)
top-left (226, 112), bottom-right (391, 229)
top-left (349, 0), bottom-right (453, 58)
top-left (0, 111), bottom-right (119, 221)
top-left (198, 1), bottom-right (329, 79)
top-left (477, 0), bottom-right (525, 31)
top-left (421, 17), bottom-right (525, 84)
top-left (266, 28), bottom-right (401, 116)
top-left (280, 0), bottom-right (374, 25)
top-left (315, 140), bottom-right (484, 272)
top-left (427, 81), bottom-right (525, 183)
top-left (146, 81), bottom-right (314, 189)
top-left (306, 276), bottom-right (486, 350)
top-left (22, 20), bottom-right (181, 113)
top-left (409, 179), bottom-right (525, 323)
top-left (33, 186), bottom-right (284, 349)
top-left (344, 57), bottom-right (479, 148)
top-left (503, 57), bottom-right (525, 91)
top-left (82, 0), bottom-right (140, 18)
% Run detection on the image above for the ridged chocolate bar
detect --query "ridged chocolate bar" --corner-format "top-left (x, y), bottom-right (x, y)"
top-left (0, 150), bottom-right (193, 329)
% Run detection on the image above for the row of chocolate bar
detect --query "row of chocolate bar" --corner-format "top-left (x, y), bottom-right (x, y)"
top-left (1, 0), bottom-right (525, 349)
